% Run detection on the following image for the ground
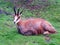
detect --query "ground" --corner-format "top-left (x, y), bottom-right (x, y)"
top-left (0, 0), bottom-right (60, 45)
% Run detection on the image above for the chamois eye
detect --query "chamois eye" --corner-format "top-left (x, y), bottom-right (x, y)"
top-left (16, 16), bottom-right (20, 21)
top-left (18, 16), bottom-right (20, 18)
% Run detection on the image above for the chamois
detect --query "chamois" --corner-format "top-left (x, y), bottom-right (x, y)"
top-left (13, 8), bottom-right (56, 36)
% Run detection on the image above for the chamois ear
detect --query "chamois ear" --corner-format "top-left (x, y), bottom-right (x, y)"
top-left (20, 10), bottom-right (23, 15)
top-left (17, 8), bottom-right (20, 15)
top-left (13, 7), bottom-right (16, 15)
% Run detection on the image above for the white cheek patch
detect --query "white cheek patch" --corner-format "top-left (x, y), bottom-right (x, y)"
top-left (14, 16), bottom-right (21, 24)
top-left (15, 19), bottom-right (20, 24)
top-left (14, 16), bottom-right (18, 22)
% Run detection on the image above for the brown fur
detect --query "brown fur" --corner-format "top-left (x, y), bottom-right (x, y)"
top-left (16, 18), bottom-right (56, 35)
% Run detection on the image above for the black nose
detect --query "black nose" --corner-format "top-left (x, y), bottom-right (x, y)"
top-left (14, 22), bottom-right (15, 24)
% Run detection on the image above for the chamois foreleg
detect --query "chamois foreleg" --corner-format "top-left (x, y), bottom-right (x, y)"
top-left (24, 30), bottom-right (36, 36)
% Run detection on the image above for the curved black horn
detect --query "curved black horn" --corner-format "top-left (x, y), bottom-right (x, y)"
top-left (13, 7), bottom-right (16, 15)
top-left (20, 10), bottom-right (23, 14)
top-left (17, 8), bottom-right (20, 15)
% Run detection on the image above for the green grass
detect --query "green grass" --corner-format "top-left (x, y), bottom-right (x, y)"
top-left (0, 14), bottom-right (60, 45)
top-left (0, 0), bottom-right (60, 45)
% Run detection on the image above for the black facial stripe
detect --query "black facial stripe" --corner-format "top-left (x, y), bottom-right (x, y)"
top-left (16, 17), bottom-right (20, 21)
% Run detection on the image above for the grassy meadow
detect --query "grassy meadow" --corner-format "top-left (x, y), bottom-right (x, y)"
top-left (0, 0), bottom-right (60, 45)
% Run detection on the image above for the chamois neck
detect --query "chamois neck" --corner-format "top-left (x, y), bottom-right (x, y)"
top-left (17, 19), bottom-right (22, 26)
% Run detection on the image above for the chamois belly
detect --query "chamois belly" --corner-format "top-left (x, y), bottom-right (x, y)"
top-left (32, 22), bottom-right (44, 34)
top-left (17, 26), bottom-right (41, 35)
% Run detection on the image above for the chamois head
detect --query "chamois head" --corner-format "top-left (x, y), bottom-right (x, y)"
top-left (13, 7), bottom-right (23, 24)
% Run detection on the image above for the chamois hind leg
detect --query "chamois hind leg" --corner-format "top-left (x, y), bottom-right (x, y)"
top-left (43, 22), bottom-right (56, 34)
top-left (43, 31), bottom-right (51, 42)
